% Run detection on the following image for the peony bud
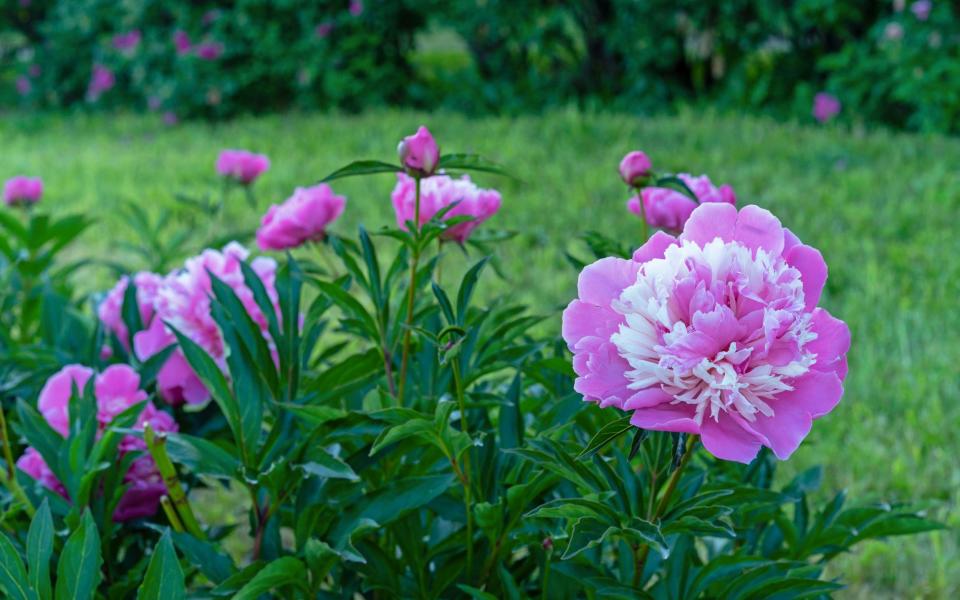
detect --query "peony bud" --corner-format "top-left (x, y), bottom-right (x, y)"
top-left (619, 151), bottom-right (652, 186)
top-left (398, 126), bottom-right (439, 177)
top-left (3, 176), bottom-right (43, 207)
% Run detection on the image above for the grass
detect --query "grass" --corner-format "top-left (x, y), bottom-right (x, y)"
top-left (1, 108), bottom-right (957, 598)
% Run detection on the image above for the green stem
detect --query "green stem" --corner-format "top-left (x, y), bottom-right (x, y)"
top-left (396, 176), bottom-right (422, 405)
top-left (633, 184), bottom-right (649, 242)
top-left (160, 496), bottom-right (184, 532)
top-left (451, 359), bottom-right (474, 582)
top-left (632, 435), bottom-right (697, 588)
top-left (144, 424), bottom-right (204, 539)
top-left (0, 406), bottom-right (34, 518)
top-left (243, 185), bottom-right (256, 209)
top-left (541, 546), bottom-right (552, 600)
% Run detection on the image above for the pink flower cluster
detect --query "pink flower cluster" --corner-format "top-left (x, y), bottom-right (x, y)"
top-left (100, 243), bottom-right (280, 406)
top-left (17, 364), bottom-right (178, 521)
top-left (813, 93), bottom-right (841, 123)
top-left (216, 149), bottom-right (270, 185)
top-left (113, 30), bottom-right (142, 52)
top-left (391, 172), bottom-right (502, 243)
top-left (627, 173), bottom-right (736, 233)
top-left (3, 176), bottom-right (43, 207)
top-left (87, 64), bottom-right (115, 101)
top-left (257, 184), bottom-right (346, 251)
top-left (563, 202), bottom-right (849, 463)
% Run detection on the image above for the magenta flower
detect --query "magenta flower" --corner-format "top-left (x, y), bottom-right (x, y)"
top-left (391, 173), bottom-right (501, 243)
top-left (562, 203), bottom-right (849, 463)
top-left (133, 243), bottom-right (281, 405)
top-left (15, 76), bottom-right (31, 96)
top-left (3, 176), bottom-right (43, 207)
top-left (98, 271), bottom-right (163, 350)
top-left (619, 151), bottom-right (653, 186)
top-left (349, 0), bottom-right (364, 16)
top-left (173, 30), bottom-right (192, 55)
top-left (162, 111), bottom-right (178, 126)
top-left (16, 364), bottom-right (178, 521)
top-left (911, 0), bottom-right (932, 20)
top-left (87, 64), bottom-right (115, 101)
top-left (112, 29), bottom-right (142, 52)
top-left (196, 40), bottom-right (225, 60)
top-left (813, 93), bottom-right (841, 123)
top-left (216, 149), bottom-right (270, 186)
top-left (627, 173), bottom-right (736, 233)
top-left (397, 126), bottom-right (440, 177)
top-left (257, 184), bottom-right (346, 251)
top-left (315, 21), bottom-right (334, 38)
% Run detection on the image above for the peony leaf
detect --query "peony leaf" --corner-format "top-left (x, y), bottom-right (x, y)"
top-left (231, 557), bottom-right (307, 600)
top-left (578, 414), bottom-right (633, 459)
top-left (26, 500), bottom-right (53, 600)
top-left (136, 530), bottom-right (185, 600)
top-left (0, 530), bottom-right (33, 600)
top-left (319, 160), bottom-right (401, 183)
top-left (54, 511), bottom-right (102, 600)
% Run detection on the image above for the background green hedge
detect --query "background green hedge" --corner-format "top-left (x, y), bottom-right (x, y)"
top-left (2, 0), bottom-right (958, 132)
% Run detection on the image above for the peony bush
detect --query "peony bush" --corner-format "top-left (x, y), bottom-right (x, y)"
top-left (0, 131), bottom-right (941, 598)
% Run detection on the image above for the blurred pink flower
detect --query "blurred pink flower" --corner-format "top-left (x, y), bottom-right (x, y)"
top-left (257, 184), bottom-right (346, 251)
top-left (884, 22), bottom-right (904, 41)
top-left (112, 29), bottom-right (142, 52)
top-left (17, 364), bottom-right (178, 521)
top-left (619, 151), bottom-right (652, 186)
top-left (196, 40), bottom-right (225, 60)
top-left (315, 21), bottom-right (334, 38)
top-left (98, 272), bottom-right (163, 351)
top-left (3, 175), bottom-right (43, 207)
top-left (562, 203), bottom-right (849, 463)
top-left (15, 76), bottom-right (31, 96)
top-left (627, 173), bottom-right (736, 233)
top-left (216, 149), bottom-right (270, 185)
top-left (134, 243), bottom-right (280, 405)
top-left (349, 0), bottom-right (364, 16)
top-left (397, 126), bottom-right (439, 176)
top-left (391, 172), bottom-right (501, 243)
top-left (162, 111), bottom-right (178, 126)
top-left (911, 0), bottom-right (931, 20)
top-left (87, 64), bottom-right (115, 100)
top-left (173, 30), bottom-right (192, 55)
top-left (812, 92), bottom-right (841, 123)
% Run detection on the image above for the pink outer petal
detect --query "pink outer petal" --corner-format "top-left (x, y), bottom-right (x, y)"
top-left (573, 340), bottom-right (635, 409)
top-left (576, 257), bottom-right (639, 306)
top-left (732, 205), bottom-right (784, 256)
top-left (680, 203), bottom-right (738, 247)
top-left (746, 400), bottom-right (813, 461)
top-left (622, 387), bottom-right (672, 410)
top-left (628, 403), bottom-right (700, 434)
top-left (700, 414), bottom-right (763, 463)
top-left (632, 231), bottom-right (677, 263)
top-left (785, 244), bottom-right (828, 311)
top-left (561, 300), bottom-right (621, 350)
top-left (782, 368), bottom-right (845, 419)
top-left (38, 365), bottom-right (94, 437)
top-left (807, 308), bottom-right (851, 379)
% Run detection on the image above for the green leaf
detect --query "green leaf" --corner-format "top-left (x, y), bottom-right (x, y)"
top-left (232, 557), bottom-right (307, 600)
top-left (0, 531), bottom-right (33, 600)
top-left (277, 404), bottom-right (346, 428)
top-left (456, 257), bottom-right (489, 324)
top-left (137, 344), bottom-right (176, 389)
top-left (437, 153), bottom-right (514, 178)
top-left (320, 160), bottom-right (401, 183)
top-left (137, 531), bottom-right (185, 600)
top-left (654, 175), bottom-right (697, 200)
top-left (299, 449), bottom-right (360, 482)
top-left (457, 584), bottom-right (498, 600)
top-left (55, 511), bottom-right (102, 600)
top-left (15, 399), bottom-right (63, 482)
top-left (578, 415), bottom-right (633, 459)
top-left (498, 374), bottom-right (523, 449)
top-left (120, 279), bottom-right (144, 349)
top-left (562, 518), bottom-right (618, 560)
top-left (169, 531), bottom-right (235, 585)
top-left (163, 433), bottom-right (240, 479)
top-left (304, 539), bottom-right (340, 583)
top-left (313, 280), bottom-right (379, 339)
top-left (26, 500), bottom-right (53, 600)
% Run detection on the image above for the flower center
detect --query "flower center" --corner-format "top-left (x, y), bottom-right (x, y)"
top-left (611, 239), bottom-right (816, 425)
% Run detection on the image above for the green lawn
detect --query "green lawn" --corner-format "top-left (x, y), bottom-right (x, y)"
top-left (1, 109), bottom-right (957, 598)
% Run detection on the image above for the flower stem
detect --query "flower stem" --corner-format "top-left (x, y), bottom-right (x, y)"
top-left (0, 406), bottom-right (34, 518)
top-left (451, 359), bottom-right (474, 582)
top-left (159, 495), bottom-right (184, 532)
top-left (634, 185), bottom-right (649, 242)
top-left (396, 176), bottom-right (422, 405)
top-left (144, 424), bottom-right (204, 539)
top-left (632, 434), bottom-right (697, 588)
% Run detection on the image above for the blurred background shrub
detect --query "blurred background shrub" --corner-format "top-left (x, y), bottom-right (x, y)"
top-left (1, 0), bottom-right (957, 132)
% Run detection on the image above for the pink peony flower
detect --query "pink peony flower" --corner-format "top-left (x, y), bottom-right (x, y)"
top-left (15, 76), bottom-right (31, 96)
top-left (813, 93), bottom-right (841, 123)
top-left (315, 21), bottom-right (334, 38)
top-left (627, 173), bottom-right (736, 234)
top-left (3, 176), bottom-right (43, 207)
top-left (162, 111), bottom-right (178, 126)
top-left (911, 0), bottom-right (931, 20)
top-left (349, 0), bottom-right (364, 16)
top-left (17, 364), bottom-right (178, 521)
top-left (134, 242), bottom-right (280, 405)
top-left (619, 151), bottom-right (653, 186)
top-left (397, 126), bottom-right (439, 176)
top-left (112, 30), bottom-right (142, 52)
top-left (173, 30), bottom-right (192, 55)
top-left (87, 64), bottom-right (115, 100)
top-left (257, 184), bottom-right (346, 251)
top-left (196, 40), bottom-right (225, 60)
top-left (98, 272), bottom-right (163, 351)
top-left (562, 203), bottom-right (849, 463)
top-left (391, 173), bottom-right (501, 243)
top-left (216, 149), bottom-right (270, 186)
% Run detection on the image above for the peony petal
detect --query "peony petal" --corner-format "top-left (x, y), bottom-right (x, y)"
top-left (632, 231), bottom-right (677, 263)
top-left (622, 387), bottom-right (672, 410)
top-left (629, 403), bottom-right (700, 434)
top-left (733, 205), bottom-right (784, 256)
top-left (780, 369), bottom-right (844, 419)
top-left (807, 308), bottom-right (850, 378)
top-left (785, 244), bottom-right (828, 311)
top-left (577, 257), bottom-right (640, 307)
top-left (748, 399), bottom-right (813, 460)
top-left (680, 202), bottom-right (738, 246)
top-left (573, 341), bottom-right (634, 409)
top-left (561, 300), bottom-right (622, 350)
top-left (700, 415), bottom-right (763, 463)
